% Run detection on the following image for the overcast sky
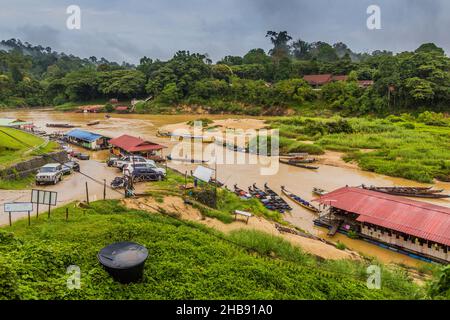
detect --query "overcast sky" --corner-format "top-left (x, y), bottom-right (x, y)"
top-left (0, 0), bottom-right (448, 64)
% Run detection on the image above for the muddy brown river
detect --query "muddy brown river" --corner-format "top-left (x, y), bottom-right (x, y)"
top-left (2, 109), bottom-right (450, 267)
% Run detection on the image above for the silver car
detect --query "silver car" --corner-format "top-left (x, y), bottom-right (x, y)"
top-left (36, 163), bottom-right (63, 185)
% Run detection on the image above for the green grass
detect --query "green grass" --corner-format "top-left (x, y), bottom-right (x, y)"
top-left (269, 116), bottom-right (450, 183)
top-left (0, 128), bottom-right (58, 169)
top-left (0, 200), bottom-right (428, 300)
top-left (0, 174), bottom-right (35, 190)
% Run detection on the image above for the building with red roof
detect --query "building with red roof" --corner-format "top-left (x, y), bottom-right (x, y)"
top-left (315, 187), bottom-right (450, 263)
top-left (303, 74), bottom-right (350, 87)
top-left (303, 74), bottom-right (333, 87)
top-left (109, 134), bottom-right (166, 161)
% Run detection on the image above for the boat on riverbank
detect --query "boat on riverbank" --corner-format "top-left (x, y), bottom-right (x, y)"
top-left (46, 123), bottom-right (76, 128)
top-left (361, 185), bottom-right (450, 199)
top-left (264, 183), bottom-right (292, 211)
top-left (248, 184), bottom-right (291, 213)
top-left (281, 186), bottom-right (320, 213)
top-left (279, 159), bottom-right (319, 170)
top-left (87, 120), bottom-right (100, 126)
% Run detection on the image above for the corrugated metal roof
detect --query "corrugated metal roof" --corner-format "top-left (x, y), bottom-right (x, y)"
top-left (109, 134), bottom-right (165, 152)
top-left (66, 129), bottom-right (104, 142)
top-left (315, 187), bottom-right (450, 246)
top-left (303, 74), bottom-right (333, 85)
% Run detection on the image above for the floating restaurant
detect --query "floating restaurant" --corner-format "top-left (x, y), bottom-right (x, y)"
top-left (65, 129), bottom-right (111, 150)
top-left (109, 134), bottom-right (166, 162)
top-left (315, 187), bottom-right (450, 263)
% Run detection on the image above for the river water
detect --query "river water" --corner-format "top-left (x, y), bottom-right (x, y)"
top-left (2, 109), bottom-right (450, 267)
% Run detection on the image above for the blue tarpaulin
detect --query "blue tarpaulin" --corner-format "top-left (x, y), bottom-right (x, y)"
top-left (66, 129), bottom-right (103, 142)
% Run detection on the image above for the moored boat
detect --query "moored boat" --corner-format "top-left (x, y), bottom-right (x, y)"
top-left (263, 183), bottom-right (292, 211)
top-left (281, 186), bottom-right (320, 213)
top-left (279, 159), bottom-right (319, 170)
top-left (361, 185), bottom-right (450, 199)
top-left (46, 123), bottom-right (76, 128)
top-left (87, 120), bottom-right (100, 126)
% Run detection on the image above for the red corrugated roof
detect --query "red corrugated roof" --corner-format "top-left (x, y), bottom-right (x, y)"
top-left (115, 106), bottom-right (129, 111)
top-left (303, 74), bottom-right (333, 85)
top-left (109, 134), bottom-right (166, 152)
top-left (331, 75), bottom-right (349, 81)
top-left (315, 187), bottom-right (450, 246)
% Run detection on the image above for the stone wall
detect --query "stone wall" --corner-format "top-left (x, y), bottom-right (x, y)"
top-left (0, 150), bottom-right (69, 180)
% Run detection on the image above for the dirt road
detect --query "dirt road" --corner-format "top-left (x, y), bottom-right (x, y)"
top-left (0, 159), bottom-right (121, 226)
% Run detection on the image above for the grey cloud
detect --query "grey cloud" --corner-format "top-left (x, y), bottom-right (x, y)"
top-left (0, 0), bottom-right (448, 63)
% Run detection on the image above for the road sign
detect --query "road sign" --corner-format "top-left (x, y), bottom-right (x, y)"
top-left (3, 202), bottom-right (33, 226)
top-left (31, 189), bottom-right (57, 206)
top-left (4, 202), bottom-right (33, 212)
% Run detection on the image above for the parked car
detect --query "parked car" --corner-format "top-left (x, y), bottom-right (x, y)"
top-left (77, 153), bottom-right (90, 160)
top-left (112, 156), bottom-right (156, 169)
top-left (35, 163), bottom-right (63, 185)
top-left (123, 162), bottom-right (166, 177)
top-left (61, 161), bottom-right (80, 174)
top-left (130, 166), bottom-right (165, 181)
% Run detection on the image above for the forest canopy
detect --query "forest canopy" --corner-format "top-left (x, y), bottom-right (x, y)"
top-left (0, 32), bottom-right (449, 116)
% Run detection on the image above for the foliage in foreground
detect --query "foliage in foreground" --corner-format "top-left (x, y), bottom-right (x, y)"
top-left (0, 200), bottom-right (427, 300)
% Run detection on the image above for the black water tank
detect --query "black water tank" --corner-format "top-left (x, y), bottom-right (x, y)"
top-left (98, 242), bottom-right (148, 284)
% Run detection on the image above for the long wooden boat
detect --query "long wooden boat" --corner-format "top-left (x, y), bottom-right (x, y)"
top-left (87, 120), bottom-right (100, 126)
top-left (279, 159), bottom-right (319, 170)
top-left (234, 184), bottom-right (252, 199)
top-left (249, 184), bottom-right (290, 213)
top-left (281, 186), bottom-right (320, 213)
top-left (263, 183), bottom-right (292, 211)
top-left (46, 123), bottom-right (76, 128)
top-left (362, 185), bottom-right (450, 199)
top-left (279, 157), bottom-right (316, 164)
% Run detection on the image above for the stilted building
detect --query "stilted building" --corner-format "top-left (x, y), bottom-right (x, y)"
top-left (315, 187), bottom-right (450, 263)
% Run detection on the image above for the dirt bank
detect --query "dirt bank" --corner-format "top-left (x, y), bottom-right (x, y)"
top-left (123, 195), bottom-right (360, 261)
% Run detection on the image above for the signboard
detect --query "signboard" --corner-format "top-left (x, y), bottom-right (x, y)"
top-left (4, 202), bottom-right (33, 212)
top-left (192, 166), bottom-right (214, 183)
top-left (31, 189), bottom-right (57, 206)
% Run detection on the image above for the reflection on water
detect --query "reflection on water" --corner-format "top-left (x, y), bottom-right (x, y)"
top-left (3, 109), bottom-right (449, 267)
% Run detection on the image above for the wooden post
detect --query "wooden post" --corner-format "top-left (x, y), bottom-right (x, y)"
top-left (85, 182), bottom-right (90, 205)
top-left (103, 179), bottom-right (106, 200)
top-left (8, 212), bottom-right (11, 227)
top-left (214, 161), bottom-right (218, 209)
top-left (66, 208), bottom-right (69, 221)
top-left (28, 211), bottom-right (31, 226)
top-left (48, 203), bottom-right (51, 219)
top-left (36, 202), bottom-right (39, 218)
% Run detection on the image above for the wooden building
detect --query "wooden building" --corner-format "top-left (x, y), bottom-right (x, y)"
top-left (315, 187), bottom-right (450, 263)
top-left (65, 129), bottom-right (111, 150)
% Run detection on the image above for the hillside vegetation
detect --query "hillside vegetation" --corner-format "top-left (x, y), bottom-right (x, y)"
top-left (1, 35), bottom-right (449, 117)
top-left (0, 200), bottom-right (428, 300)
top-left (0, 128), bottom-right (57, 169)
